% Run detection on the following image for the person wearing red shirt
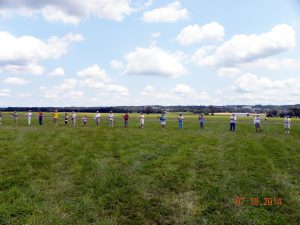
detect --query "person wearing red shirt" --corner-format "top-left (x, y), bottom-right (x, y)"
top-left (123, 112), bottom-right (129, 128)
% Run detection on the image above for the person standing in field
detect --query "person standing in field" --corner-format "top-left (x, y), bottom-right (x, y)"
top-left (27, 110), bottom-right (32, 126)
top-left (52, 110), bottom-right (59, 126)
top-left (0, 111), bottom-right (2, 125)
top-left (159, 112), bottom-right (166, 128)
top-left (284, 116), bottom-right (291, 134)
top-left (81, 115), bottom-right (88, 126)
top-left (71, 111), bottom-right (76, 127)
top-left (229, 113), bottom-right (237, 131)
top-left (178, 113), bottom-right (184, 129)
top-left (139, 112), bottom-right (145, 128)
top-left (108, 111), bottom-right (114, 127)
top-left (123, 112), bottom-right (129, 128)
top-left (64, 113), bottom-right (69, 126)
top-left (38, 111), bottom-right (43, 125)
top-left (199, 113), bottom-right (205, 130)
top-left (13, 111), bottom-right (18, 125)
top-left (95, 111), bottom-right (101, 126)
top-left (254, 114), bottom-right (261, 132)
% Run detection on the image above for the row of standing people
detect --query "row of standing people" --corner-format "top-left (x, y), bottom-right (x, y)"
top-left (0, 110), bottom-right (132, 127)
top-left (0, 110), bottom-right (186, 128)
top-left (229, 113), bottom-right (291, 134)
top-left (0, 111), bottom-right (292, 133)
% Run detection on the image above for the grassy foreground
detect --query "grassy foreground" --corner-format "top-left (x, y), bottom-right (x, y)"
top-left (0, 113), bottom-right (299, 225)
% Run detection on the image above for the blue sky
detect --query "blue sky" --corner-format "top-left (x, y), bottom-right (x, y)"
top-left (0, 0), bottom-right (300, 106)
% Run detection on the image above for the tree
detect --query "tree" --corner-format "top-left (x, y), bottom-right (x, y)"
top-left (266, 109), bottom-right (278, 117)
top-left (289, 107), bottom-right (300, 117)
top-left (278, 112), bottom-right (285, 118)
top-left (144, 106), bottom-right (154, 114)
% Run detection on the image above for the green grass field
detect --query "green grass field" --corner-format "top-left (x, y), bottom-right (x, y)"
top-left (0, 112), bottom-right (299, 225)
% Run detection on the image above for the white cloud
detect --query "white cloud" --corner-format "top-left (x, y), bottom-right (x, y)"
top-left (59, 78), bottom-right (77, 90)
top-left (176, 22), bottom-right (224, 45)
top-left (0, 89), bottom-right (11, 97)
top-left (0, 32), bottom-right (83, 75)
top-left (18, 93), bottom-right (32, 98)
top-left (0, 0), bottom-right (153, 24)
top-left (3, 77), bottom-right (30, 85)
top-left (241, 57), bottom-right (300, 70)
top-left (41, 6), bottom-right (81, 25)
top-left (110, 60), bottom-right (125, 70)
top-left (79, 79), bottom-right (129, 98)
top-left (151, 32), bottom-right (160, 39)
top-left (140, 84), bottom-right (211, 105)
top-left (49, 67), bottom-right (65, 77)
top-left (124, 46), bottom-right (188, 77)
top-left (142, 1), bottom-right (188, 23)
top-left (65, 91), bottom-right (84, 100)
top-left (173, 84), bottom-right (196, 95)
top-left (77, 64), bottom-right (129, 99)
top-left (143, 85), bottom-right (155, 93)
top-left (104, 84), bottom-right (129, 97)
top-left (77, 64), bottom-right (110, 82)
top-left (217, 67), bottom-right (241, 77)
top-left (216, 73), bottom-right (300, 105)
top-left (1, 63), bottom-right (45, 75)
top-left (233, 73), bottom-right (283, 92)
top-left (45, 65), bottom-right (115, 98)
top-left (0, 32), bottom-right (84, 62)
top-left (192, 24), bottom-right (296, 67)
top-left (39, 78), bottom-right (78, 100)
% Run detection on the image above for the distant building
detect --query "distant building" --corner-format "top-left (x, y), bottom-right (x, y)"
top-left (252, 108), bottom-right (263, 113)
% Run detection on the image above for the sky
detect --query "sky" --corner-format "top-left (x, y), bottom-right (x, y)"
top-left (0, 0), bottom-right (300, 107)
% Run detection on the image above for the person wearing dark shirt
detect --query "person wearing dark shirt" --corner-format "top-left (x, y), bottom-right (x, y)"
top-left (38, 111), bottom-right (43, 125)
top-left (123, 112), bottom-right (129, 128)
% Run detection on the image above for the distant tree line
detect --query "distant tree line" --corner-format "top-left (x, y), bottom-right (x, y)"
top-left (266, 107), bottom-right (300, 118)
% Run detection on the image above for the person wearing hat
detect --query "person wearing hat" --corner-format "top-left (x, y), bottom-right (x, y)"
top-left (178, 113), bottom-right (184, 129)
top-left (95, 111), bottom-right (101, 126)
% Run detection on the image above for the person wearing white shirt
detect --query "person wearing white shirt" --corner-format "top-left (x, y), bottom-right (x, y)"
top-left (27, 110), bottom-right (32, 126)
top-left (95, 111), bottom-right (101, 126)
top-left (71, 111), bottom-right (76, 127)
top-left (254, 114), bottom-right (261, 132)
top-left (284, 116), bottom-right (291, 134)
top-left (139, 112), bottom-right (145, 128)
top-left (108, 111), bottom-right (114, 127)
top-left (229, 113), bottom-right (237, 131)
top-left (178, 113), bottom-right (184, 129)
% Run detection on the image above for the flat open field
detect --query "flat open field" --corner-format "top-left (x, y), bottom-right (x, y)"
top-left (0, 113), bottom-right (299, 225)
